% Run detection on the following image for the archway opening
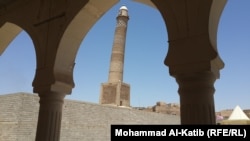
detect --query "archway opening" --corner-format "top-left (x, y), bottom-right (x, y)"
top-left (67, 0), bottom-right (179, 108)
top-left (0, 28), bottom-right (36, 94)
top-left (215, 0), bottom-right (250, 112)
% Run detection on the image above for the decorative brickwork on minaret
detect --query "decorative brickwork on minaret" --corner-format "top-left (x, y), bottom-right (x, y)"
top-left (100, 6), bottom-right (130, 107)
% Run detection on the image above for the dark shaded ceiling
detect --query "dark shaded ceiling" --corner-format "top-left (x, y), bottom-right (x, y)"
top-left (0, 0), bottom-right (17, 8)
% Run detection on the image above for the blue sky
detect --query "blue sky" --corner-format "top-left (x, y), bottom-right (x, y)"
top-left (0, 0), bottom-right (249, 111)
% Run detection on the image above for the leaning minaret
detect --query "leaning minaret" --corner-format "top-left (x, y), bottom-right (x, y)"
top-left (100, 6), bottom-right (130, 107)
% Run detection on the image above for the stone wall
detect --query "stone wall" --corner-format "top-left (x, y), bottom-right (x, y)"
top-left (0, 93), bottom-right (180, 141)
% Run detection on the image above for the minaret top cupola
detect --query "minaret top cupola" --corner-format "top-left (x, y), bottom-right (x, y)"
top-left (118, 6), bottom-right (129, 17)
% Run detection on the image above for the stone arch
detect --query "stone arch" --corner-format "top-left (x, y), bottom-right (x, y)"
top-left (54, 0), bottom-right (119, 94)
top-left (68, 1), bottom-right (171, 103)
top-left (0, 22), bottom-right (36, 94)
top-left (0, 22), bottom-right (22, 55)
top-left (0, 1), bottom-right (230, 140)
top-left (149, 0), bottom-right (227, 124)
top-left (146, 0), bottom-right (225, 76)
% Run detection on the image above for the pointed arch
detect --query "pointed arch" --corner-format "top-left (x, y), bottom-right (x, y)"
top-left (53, 0), bottom-right (119, 93)
top-left (0, 22), bottom-right (22, 55)
top-left (0, 22), bottom-right (36, 94)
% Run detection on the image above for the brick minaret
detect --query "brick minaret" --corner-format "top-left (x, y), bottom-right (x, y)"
top-left (100, 6), bottom-right (130, 107)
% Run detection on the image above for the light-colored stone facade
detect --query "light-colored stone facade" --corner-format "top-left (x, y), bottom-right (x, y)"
top-left (0, 93), bottom-right (180, 141)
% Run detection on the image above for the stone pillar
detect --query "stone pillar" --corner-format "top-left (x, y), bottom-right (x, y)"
top-left (35, 91), bottom-right (66, 141)
top-left (149, 0), bottom-right (227, 124)
top-left (175, 71), bottom-right (216, 124)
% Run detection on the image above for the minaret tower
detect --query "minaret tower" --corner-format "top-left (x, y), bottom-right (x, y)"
top-left (100, 6), bottom-right (130, 107)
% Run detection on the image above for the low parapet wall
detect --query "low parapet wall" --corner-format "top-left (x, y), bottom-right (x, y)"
top-left (0, 93), bottom-right (180, 141)
top-left (219, 120), bottom-right (250, 125)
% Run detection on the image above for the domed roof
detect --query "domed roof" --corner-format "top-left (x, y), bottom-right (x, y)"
top-left (120, 5), bottom-right (128, 10)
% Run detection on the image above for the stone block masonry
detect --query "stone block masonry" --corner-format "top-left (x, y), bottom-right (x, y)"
top-left (0, 93), bottom-right (180, 141)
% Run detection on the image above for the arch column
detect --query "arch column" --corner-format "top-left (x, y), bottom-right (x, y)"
top-left (35, 91), bottom-right (66, 141)
top-left (176, 71), bottom-right (216, 124)
top-left (0, 0), bottom-right (121, 140)
top-left (150, 0), bottom-right (227, 124)
top-left (28, 0), bottom-right (120, 140)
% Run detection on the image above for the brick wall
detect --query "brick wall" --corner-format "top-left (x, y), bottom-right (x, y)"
top-left (0, 93), bottom-right (180, 141)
